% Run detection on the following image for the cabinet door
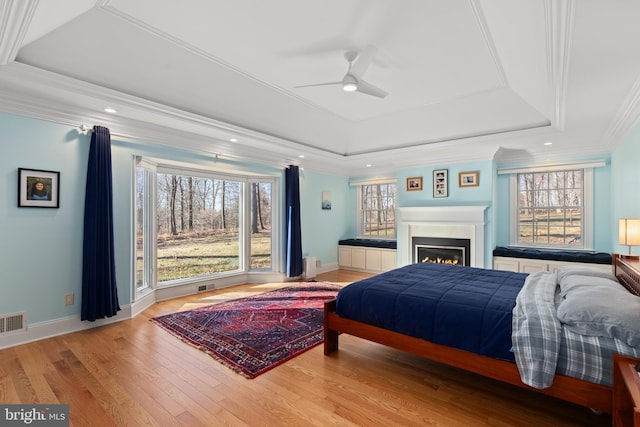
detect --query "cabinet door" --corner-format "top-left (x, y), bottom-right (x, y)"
top-left (519, 260), bottom-right (548, 273)
top-left (493, 257), bottom-right (519, 272)
top-left (338, 246), bottom-right (352, 267)
top-left (365, 249), bottom-right (382, 271)
top-left (380, 250), bottom-right (397, 271)
top-left (351, 248), bottom-right (366, 269)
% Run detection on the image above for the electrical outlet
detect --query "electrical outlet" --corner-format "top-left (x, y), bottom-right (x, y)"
top-left (64, 293), bottom-right (74, 306)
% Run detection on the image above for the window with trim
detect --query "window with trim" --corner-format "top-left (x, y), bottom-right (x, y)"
top-left (357, 182), bottom-right (397, 239)
top-left (507, 167), bottom-right (595, 249)
top-left (134, 158), bottom-right (278, 294)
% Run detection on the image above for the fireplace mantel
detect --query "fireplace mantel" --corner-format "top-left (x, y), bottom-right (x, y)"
top-left (398, 206), bottom-right (488, 268)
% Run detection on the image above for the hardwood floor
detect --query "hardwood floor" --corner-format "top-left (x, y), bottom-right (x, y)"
top-left (0, 269), bottom-right (611, 426)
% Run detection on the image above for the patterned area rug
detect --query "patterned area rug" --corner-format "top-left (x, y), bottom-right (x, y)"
top-left (151, 282), bottom-right (341, 378)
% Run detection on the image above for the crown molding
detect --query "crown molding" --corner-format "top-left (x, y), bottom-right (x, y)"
top-left (544, 0), bottom-right (575, 131)
top-left (0, 0), bottom-right (38, 64)
top-left (0, 62), bottom-right (355, 175)
top-left (602, 73), bottom-right (640, 149)
top-left (469, 0), bottom-right (508, 87)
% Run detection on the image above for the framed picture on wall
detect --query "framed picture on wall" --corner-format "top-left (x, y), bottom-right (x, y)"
top-left (18, 168), bottom-right (60, 208)
top-left (406, 177), bottom-right (423, 191)
top-left (459, 171), bottom-right (479, 187)
top-left (322, 191), bottom-right (332, 210)
top-left (433, 169), bottom-right (448, 198)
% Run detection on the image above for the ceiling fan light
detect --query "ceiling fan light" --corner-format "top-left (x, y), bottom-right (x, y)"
top-left (342, 74), bottom-right (358, 92)
top-left (343, 82), bottom-right (357, 92)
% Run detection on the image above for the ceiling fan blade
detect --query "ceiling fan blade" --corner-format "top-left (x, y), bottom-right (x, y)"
top-left (349, 45), bottom-right (377, 79)
top-left (294, 81), bottom-right (342, 89)
top-left (356, 80), bottom-right (388, 98)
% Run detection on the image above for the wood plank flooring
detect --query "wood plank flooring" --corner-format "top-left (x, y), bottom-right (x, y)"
top-left (0, 270), bottom-right (611, 426)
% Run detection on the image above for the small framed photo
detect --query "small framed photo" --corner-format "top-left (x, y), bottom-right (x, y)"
top-left (406, 177), bottom-right (423, 191)
top-left (433, 169), bottom-right (448, 198)
top-left (459, 171), bottom-right (479, 187)
top-left (18, 168), bottom-right (60, 208)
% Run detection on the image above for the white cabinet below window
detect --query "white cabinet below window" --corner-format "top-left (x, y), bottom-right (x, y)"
top-left (338, 246), bottom-right (397, 273)
top-left (493, 256), bottom-right (612, 274)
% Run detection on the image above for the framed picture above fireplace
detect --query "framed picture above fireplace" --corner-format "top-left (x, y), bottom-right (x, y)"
top-left (433, 169), bottom-right (448, 198)
top-left (459, 171), bottom-right (479, 187)
top-left (406, 177), bottom-right (423, 191)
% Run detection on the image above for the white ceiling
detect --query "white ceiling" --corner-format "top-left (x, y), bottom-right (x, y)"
top-left (1, 0), bottom-right (640, 176)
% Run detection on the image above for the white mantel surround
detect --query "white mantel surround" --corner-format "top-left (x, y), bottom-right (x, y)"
top-left (398, 206), bottom-right (488, 268)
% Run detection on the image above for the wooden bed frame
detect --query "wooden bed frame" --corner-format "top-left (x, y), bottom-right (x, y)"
top-left (324, 254), bottom-right (640, 414)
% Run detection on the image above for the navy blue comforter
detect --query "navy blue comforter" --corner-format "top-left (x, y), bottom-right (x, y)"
top-left (335, 263), bottom-right (529, 361)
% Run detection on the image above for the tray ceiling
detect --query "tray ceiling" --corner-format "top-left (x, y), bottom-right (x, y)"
top-left (1, 0), bottom-right (640, 175)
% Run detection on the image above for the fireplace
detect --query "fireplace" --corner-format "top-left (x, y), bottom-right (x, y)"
top-left (399, 206), bottom-right (488, 268)
top-left (413, 237), bottom-right (470, 266)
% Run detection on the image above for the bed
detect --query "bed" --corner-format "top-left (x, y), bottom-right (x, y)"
top-left (324, 253), bottom-right (640, 414)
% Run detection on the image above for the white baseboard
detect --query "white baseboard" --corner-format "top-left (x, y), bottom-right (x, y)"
top-left (0, 270), bottom-right (307, 350)
top-left (0, 305), bottom-right (132, 350)
top-left (317, 262), bottom-right (338, 275)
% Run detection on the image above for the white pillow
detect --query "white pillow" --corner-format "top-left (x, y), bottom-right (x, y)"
top-left (557, 283), bottom-right (640, 347)
top-left (556, 265), bottom-right (619, 297)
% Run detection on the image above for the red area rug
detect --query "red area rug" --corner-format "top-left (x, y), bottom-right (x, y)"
top-left (151, 282), bottom-right (341, 378)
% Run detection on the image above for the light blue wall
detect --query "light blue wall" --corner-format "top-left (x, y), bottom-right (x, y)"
top-left (611, 124), bottom-right (640, 255)
top-left (396, 160), bottom-right (495, 267)
top-left (2, 108), bottom-right (634, 326)
top-left (397, 160), bottom-right (494, 208)
top-left (0, 112), bottom-right (283, 325)
top-left (494, 173), bottom-right (511, 247)
top-left (0, 114), bottom-right (90, 323)
top-left (299, 170), bottom-right (353, 266)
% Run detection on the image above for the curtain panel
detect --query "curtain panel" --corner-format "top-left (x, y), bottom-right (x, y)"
top-left (285, 165), bottom-right (303, 277)
top-left (81, 125), bottom-right (120, 321)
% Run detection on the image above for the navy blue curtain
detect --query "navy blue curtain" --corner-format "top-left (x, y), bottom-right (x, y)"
top-left (81, 126), bottom-right (120, 321)
top-left (285, 165), bottom-right (303, 277)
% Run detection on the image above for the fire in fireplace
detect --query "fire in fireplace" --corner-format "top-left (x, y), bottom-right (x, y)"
top-left (412, 237), bottom-right (471, 266)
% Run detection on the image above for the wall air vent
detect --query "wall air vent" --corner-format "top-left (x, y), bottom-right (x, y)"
top-left (0, 312), bottom-right (27, 334)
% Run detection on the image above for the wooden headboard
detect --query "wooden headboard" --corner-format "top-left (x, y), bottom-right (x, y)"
top-left (614, 253), bottom-right (640, 296)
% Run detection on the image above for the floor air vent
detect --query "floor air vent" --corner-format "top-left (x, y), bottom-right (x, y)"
top-left (0, 312), bottom-right (27, 334)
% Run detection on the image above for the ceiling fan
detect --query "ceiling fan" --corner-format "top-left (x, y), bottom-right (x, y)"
top-left (294, 46), bottom-right (389, 98)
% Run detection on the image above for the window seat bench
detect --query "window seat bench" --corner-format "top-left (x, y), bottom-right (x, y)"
top-left (338, 239), bottom-right (397, 273)
top-left (492, 246), bottom-right (612, 273)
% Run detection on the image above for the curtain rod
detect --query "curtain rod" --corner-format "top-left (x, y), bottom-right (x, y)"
top-left (79, 124), bottom-right (131, 139)
top-left (78, 125), bottom-right (248, 165)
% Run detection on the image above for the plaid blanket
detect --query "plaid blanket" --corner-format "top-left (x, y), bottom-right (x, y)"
top-left (513, 271), bottom-right (640, 388)
top-left (512, 271), bottom-right (560, 389)
top-left (555, 311), bottom-right (640, 387)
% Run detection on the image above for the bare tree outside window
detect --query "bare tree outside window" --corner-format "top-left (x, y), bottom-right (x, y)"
top-left (517, 170), bottom-right (583, 246)
top-left (250, 182), bottom-right (272, 270)
top-left (361, 183), bottom-right (396, 238)
top-left (156, 173), bottom-right (243, 282)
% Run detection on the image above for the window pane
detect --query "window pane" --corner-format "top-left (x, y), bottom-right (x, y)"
top-left (533, 190), bottom-right (548, 206)
top-left (533, 173), bottom-right (548, 189)
top-left (135, 165), bottom-right (146, 290)
top-left (360, 183), bottom-right (396, 238)
top-left (251, 182), bottom-right (271, 270)
top-left (564, 208), bottom-right (581, 244)
top-left (156, 173), bottom-right (241, 283)
top-left (516, 170), bottom-right (583, 248)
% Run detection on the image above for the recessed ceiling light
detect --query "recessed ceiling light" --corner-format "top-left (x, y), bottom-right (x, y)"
top-left (104, 107), bottom-right (117, 114)
top-left (299, 155), bottom-right (305, 158)
top-left (543, 141), bottom-right (553, 146)
top-left (230, 138), bottom-right (238, 142)
top-left (366, 164), bottom-right (372, 167)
